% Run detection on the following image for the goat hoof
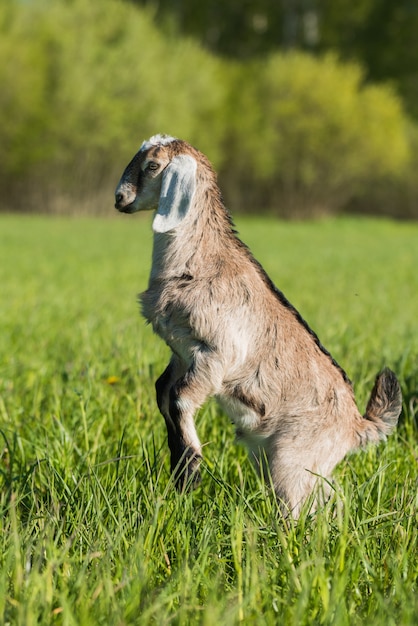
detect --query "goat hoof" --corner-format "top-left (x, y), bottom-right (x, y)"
top-left (173, 454), bottom-right (202, 493)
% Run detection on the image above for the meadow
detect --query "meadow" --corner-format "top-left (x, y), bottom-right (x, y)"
top-left (0, 213), bottom-right (417, 625)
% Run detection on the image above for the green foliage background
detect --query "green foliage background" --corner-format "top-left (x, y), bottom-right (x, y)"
top-left (139, 0), bottom-right (418, 119)
top-left (1, 0), bottom-right (418, 217)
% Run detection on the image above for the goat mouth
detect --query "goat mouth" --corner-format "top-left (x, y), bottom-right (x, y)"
top-left (115, 202), bottom-right (136, 214)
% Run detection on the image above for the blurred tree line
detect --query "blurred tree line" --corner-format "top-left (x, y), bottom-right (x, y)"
top-left (136, 0), bottom-right (418, 119)
top-left (1, 0), bottom-right (417, 218)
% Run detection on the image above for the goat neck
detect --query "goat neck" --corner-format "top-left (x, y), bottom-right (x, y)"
top-left (150, 158), bottom-right (235, 282)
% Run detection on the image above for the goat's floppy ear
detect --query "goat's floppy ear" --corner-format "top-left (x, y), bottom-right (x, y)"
top-left (152, 154), bottom-right (197, 233)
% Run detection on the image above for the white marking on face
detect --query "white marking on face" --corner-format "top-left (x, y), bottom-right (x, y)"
top-left (115, 180), bottom-right (136, 205)
top-left (140, 134), bottom-right (177, 152)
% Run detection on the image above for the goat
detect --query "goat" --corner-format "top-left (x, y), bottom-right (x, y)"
top-left (115, 134), bottom-right (402, 517)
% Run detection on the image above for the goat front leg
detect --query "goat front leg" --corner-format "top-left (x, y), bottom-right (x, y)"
top-left (156, 357), bottom-right (203, 491)
top-left (156, 350), bottom-right (221, 492)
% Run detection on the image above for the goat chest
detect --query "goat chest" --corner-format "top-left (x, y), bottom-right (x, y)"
top-left (139, 285), bottom-right (200, 364)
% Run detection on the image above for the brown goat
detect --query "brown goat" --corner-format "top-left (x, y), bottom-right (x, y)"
top-left (115, 134), bottom-right (402, 516)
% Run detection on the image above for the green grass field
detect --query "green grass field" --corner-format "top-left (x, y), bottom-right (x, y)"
top-left (0, 214), bottom-right (417, 625)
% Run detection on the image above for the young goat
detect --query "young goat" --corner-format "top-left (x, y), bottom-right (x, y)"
top-left (115, 134), bottom-right (402, 516)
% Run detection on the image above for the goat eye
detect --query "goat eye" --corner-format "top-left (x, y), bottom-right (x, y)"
top-left (147, 161), bottom-right (159, 171)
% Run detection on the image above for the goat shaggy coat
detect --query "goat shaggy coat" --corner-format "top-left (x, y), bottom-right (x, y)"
top-left (115, 134), bottom-right (402, 516)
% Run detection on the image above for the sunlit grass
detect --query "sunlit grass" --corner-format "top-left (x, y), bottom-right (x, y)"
top-left (0, 214), bottom-right (417, 625)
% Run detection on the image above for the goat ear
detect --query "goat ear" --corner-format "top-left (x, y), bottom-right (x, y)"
top-left (152, 155), bottom-right (197, 233)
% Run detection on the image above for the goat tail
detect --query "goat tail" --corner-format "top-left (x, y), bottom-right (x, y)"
top-left (357, 368), bottom-right (402, 445)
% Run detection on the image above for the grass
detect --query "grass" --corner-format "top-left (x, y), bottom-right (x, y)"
top-left (0, 213), bottom-right (417, 625)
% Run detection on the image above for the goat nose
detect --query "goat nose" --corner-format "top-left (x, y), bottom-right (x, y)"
top-left (115, 191), bottom-right (125, 205)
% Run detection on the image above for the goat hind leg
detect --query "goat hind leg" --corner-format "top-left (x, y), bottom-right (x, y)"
top-left (270, 448), bottom-right (332, 519)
